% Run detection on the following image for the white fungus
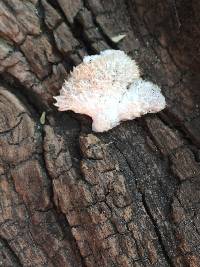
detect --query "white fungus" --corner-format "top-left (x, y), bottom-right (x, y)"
top-left (54, 50), bottom-right (166, 132)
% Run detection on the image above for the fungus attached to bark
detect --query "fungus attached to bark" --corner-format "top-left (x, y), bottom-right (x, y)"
top-left (54, 50), bottom-right (166, 132)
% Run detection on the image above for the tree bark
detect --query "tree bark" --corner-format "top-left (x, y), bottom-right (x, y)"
top-left (0, 0), bottom-right (200, 266)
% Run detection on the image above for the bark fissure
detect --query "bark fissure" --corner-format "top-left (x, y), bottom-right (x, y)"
top-left (82, 0), bottom-right (118, 49)
top-left (141, 194), bottom-right (175, 267)
top-left (41, 124), bottom-right (85, 267)
top-left (0, 236), bottom-right (23, 267)
top-left (112, 141), bottom-right (175, 266)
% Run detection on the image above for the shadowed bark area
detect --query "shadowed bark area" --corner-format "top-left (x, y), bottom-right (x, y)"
top-left (0, 0), bottom-right (199, 266)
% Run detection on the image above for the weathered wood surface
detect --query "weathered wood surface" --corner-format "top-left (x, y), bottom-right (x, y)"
top-left (0, 0), bottom-right (200, 266)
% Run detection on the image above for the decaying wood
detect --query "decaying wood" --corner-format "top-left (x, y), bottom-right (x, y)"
top-left (0, 0), bottom-right (200, 266)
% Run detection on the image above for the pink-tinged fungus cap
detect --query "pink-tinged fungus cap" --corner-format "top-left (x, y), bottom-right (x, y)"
top-left (54, 50), bottom-right (165, 132)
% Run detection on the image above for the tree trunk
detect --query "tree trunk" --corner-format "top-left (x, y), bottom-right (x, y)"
top-left (0, 0), bottom-right (199, 266)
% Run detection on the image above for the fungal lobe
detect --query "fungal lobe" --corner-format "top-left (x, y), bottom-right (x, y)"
top-left (54, 50), bottom-right (166, 132)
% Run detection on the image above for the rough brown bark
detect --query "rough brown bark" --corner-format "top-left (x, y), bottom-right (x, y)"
top-left (0, 0), bottom-right (200, 266)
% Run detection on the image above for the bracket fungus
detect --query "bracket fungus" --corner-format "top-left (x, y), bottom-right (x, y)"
top-left (54, 50), bottom-right (166, 132)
